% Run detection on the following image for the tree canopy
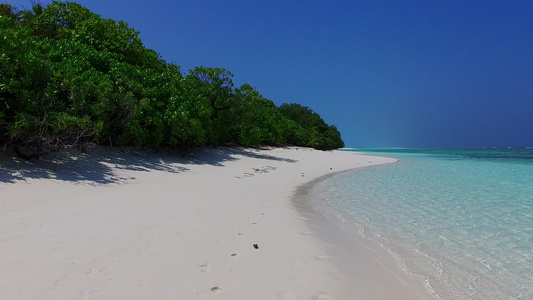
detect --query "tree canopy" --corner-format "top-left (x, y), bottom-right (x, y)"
top-left (0, 1), bottom-right (344, 158)
top-left (278, 104), bottom-right (344, 150)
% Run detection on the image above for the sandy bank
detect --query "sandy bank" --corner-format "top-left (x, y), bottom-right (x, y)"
top-left (0, 147), bottom-right (433, 299)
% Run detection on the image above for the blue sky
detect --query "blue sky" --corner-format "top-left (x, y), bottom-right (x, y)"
top-left (7, 0), bottom-right (533, 147)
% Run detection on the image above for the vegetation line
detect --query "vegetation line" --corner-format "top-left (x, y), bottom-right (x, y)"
top-left (0, 1), bottom-right (344, 159)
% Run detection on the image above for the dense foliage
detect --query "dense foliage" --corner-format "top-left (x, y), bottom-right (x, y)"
top-left (278, 104), bottom-right (344, 150)
top-left (0, 1), bottom-right (344, 158)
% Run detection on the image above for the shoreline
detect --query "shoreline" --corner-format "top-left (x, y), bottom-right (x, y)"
top-left (293, 164), bottom-right (439, 299)
top-left (1, 147), bottom-right (433, 299)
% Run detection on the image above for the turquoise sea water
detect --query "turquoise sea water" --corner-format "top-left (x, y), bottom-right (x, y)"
top-left (312, 148), bottom-right (533, 300)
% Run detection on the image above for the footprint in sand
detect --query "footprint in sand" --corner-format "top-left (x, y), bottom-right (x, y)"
top-left (312, 293), bottom-right (332, 300)
top-left (252, 166), bottom-right (278, 173)
top-left (85, 267), bottom-right (101, 275)
top-left (300, 231), bottom-right (315, 236)
top-left (198, 262), bottom-right (209, 273)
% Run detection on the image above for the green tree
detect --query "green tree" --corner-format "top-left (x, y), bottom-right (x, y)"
top-left (1, 1), bottom-right (345, 158)
top-left (0, 3), bottom-right (14, 17)
top-left (186, 67), bottom-right (239, 145)
top-left (0, 21), bottom-right (99, 157)
top-left (234, 84), bottom-right (287, 146)
top-left (26, 1), bottom-right (161, 69)
top-left (278, 103), bottom-right (344, 150)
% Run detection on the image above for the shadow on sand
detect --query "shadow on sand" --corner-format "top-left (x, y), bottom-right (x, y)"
top-left (0, 147), bottom-right (298, 185)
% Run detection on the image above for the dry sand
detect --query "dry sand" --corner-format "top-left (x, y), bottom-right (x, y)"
top-left (0, 147), bottom-right (436, 299)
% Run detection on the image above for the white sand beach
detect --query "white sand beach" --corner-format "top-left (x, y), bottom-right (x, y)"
top-left (0, 147), bottom-right (435, 299)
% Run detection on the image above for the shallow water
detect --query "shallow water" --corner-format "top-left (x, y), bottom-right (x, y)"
top-left (312, 149), bottom-right (533, 300)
